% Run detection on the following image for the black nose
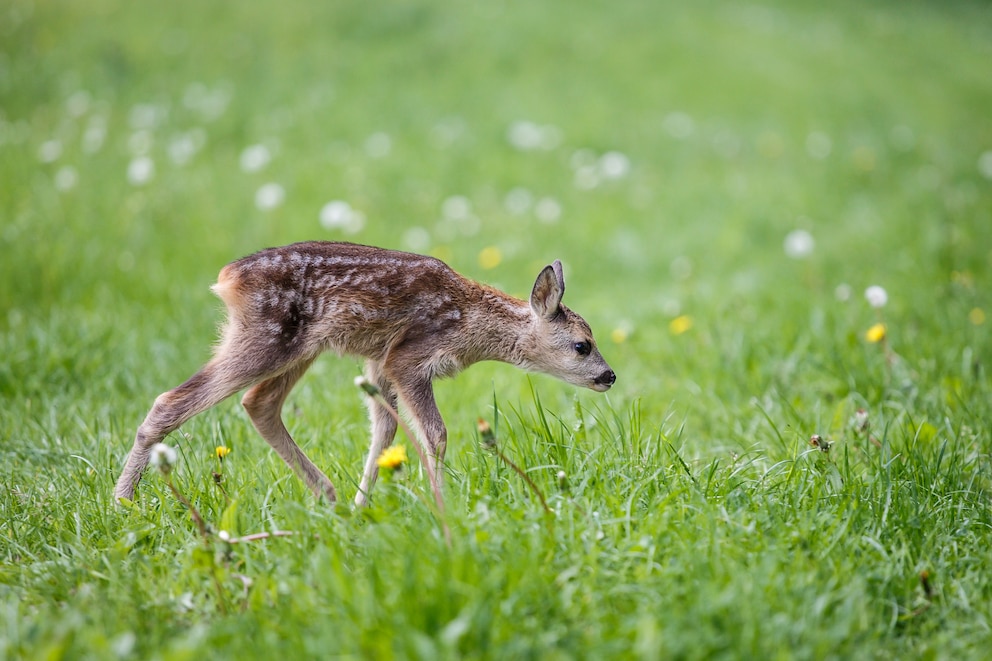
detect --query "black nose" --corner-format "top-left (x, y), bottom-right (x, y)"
top-left (595, 370), bottom-right (616, 386)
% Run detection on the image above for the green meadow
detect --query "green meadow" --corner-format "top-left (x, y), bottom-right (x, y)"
top-left (3, 0), bottom-right (992, 657)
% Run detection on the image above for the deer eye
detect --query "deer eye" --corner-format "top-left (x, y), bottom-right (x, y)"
top-left (574, 341), bottom-right (591, 357)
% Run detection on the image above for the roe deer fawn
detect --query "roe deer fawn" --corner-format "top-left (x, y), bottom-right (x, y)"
top-left (114, 242), bottom-right (615, 506)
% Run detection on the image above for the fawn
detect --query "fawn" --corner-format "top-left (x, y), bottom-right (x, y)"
top-left (114, 241), bottom-right (615, 506)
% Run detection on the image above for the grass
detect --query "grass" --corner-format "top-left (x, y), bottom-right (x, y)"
top-left (2, 0), bottom-right (992, 657)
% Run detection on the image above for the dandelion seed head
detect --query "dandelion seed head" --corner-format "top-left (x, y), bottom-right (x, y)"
top-left (534, 197), bottom-right (562, 223)
top-left (127, 157), bottom-right (155, 186)
top-left (149, 443), bottom-right (177, 472)
top-left (865, 285), bottom-right (888, 308)
top-left (783, 229), bottom-right (815, 259)
top-left (255, 182), bottom-right (285, 211)
top-left (599, 151), bottom-right (631, 180)
top-left (402, 226), bottom-right (431, 252)
top-left (319, 200), bottom-right (364, 234)
top-left (240, 144), bottom-right (271, 172)
top-left (834, 283), bottom-right (852, 302)
top-left (38, 139), bottom-right (62, 163)
top-left (54, 166), bottom-right (78, 192)
top-left (504, 187), bottom-right (533, 215)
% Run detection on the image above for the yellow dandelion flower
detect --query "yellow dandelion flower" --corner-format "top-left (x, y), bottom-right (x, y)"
top-left (376, 445), bottom-right (408, 470)
top-left (865, 323), bottom-right (886, 343)
top-left (969, 308), bottom-right (985, 326)
top-left (478, 246), bottom-right (502, 270)
top-left (669, 315), bottom-right (693, 336)
top-left (610, 327), bottom-right (629, 344)
top-left (215, 445), bottom-right (232, 459)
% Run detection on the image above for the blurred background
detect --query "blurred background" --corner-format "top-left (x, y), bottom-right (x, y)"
top-left (2, 0), bottom-right (990, 438)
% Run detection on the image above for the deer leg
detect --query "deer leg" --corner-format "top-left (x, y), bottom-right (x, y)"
top-left (354, 360), bottom-right (398, 507)
top-left (115, 356), bottom-right (270, 500)
top-left (240, 356), bottom-right (337, 502)
top-left (391, 376), bottom-right (447, 496)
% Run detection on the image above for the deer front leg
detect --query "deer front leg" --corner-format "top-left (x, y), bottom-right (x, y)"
top-left (354, 360), bottom-right (398, 507)
top-left (391, 376), bottom-right (447, 496)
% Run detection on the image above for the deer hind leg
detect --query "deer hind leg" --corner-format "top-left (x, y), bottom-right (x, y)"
top-left (240, 356), bottom-right (338, 503)
top-left (114, 353), bottom-right (275, 501)
top-left (354, 359), bottom-right (399, 507)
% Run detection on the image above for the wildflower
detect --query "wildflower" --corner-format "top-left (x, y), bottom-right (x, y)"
top-left (37, 139), bottom-right (62, 163)
top-left (217, 530), bottom-right (231, 542)
top-left (598, 151), bottom-right (631, 180)
top-left (127, 156), bottom-right (155, 186)
top-left (783, 229), bottom-right (814, 259)
top-left (149, 443), bottom-right (178, 474)
top-left (864, 285), bottom-right (888, 309)
top-left (376, 445), bottom-right (408, 470)
top-left (853, 409), bottom-right (869, 433)
top-left (969, 308), bottom-right (985, 326)
top-left (477, 418), bottom-right (497, 450)
top-left (240, 144), bottom-right (271, 172)
top-left (354, 375), bottom-right (381, 397)
top-left (610, 327), bottom-right (629, 344)
top-left (478, 246), bottom-right (502, 270)
top-left (669, 315), bottom-right (693, 336)
top-left (54, 166), bottom-right (78, 192)
top-left (215, 445), bottom-right (232, 460)
top-left (557, 470), bottom-right (569, 491)
top-left (255, 183), bottom-right (285, 211)
top-left (865, 323), bottom-right (886, 343)
top-left (319, 200), bottom-right (364, 234)
top-left (809, 434), bottom-right (832, 453)
top-left (534, 197), bottom-right (562, 223)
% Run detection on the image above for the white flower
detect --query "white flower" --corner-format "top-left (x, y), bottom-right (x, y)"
top-left (37, 139), bottom-right (62, 163)
top-left (599, 151), bottom-right (631, 180)
top-left (865, 285), bottom-right (888, 308)
top-left (507, 121), bottom-right (560, 151)
top-left (319, 200), bottom-right (364, 233)
top-left (149, 443), bottom-right (178, 472)
top-left (240, 144), bottom-right (271, 172)
top-left (82, 118), bottom-right (107, 154)
top-left (504, 187), bottom-right (533, 215)
top-left (127, 157), bottom-right (155, 185)
top-left (54, 166), bottom-right (78, 192)
top-left (255, 183), bottom-right (285, 211)
top-left (217, 530), bottom-right (231, 542)
top-left (441, 195), bottom-right (472, 221)
top-left (534, 197), bottom-right (562, 223)
top-left (783, 229), bottom-right (815, 259)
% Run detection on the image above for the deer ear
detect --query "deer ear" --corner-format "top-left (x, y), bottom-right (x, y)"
top-left (530, 260), bottom-right (565, 320)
